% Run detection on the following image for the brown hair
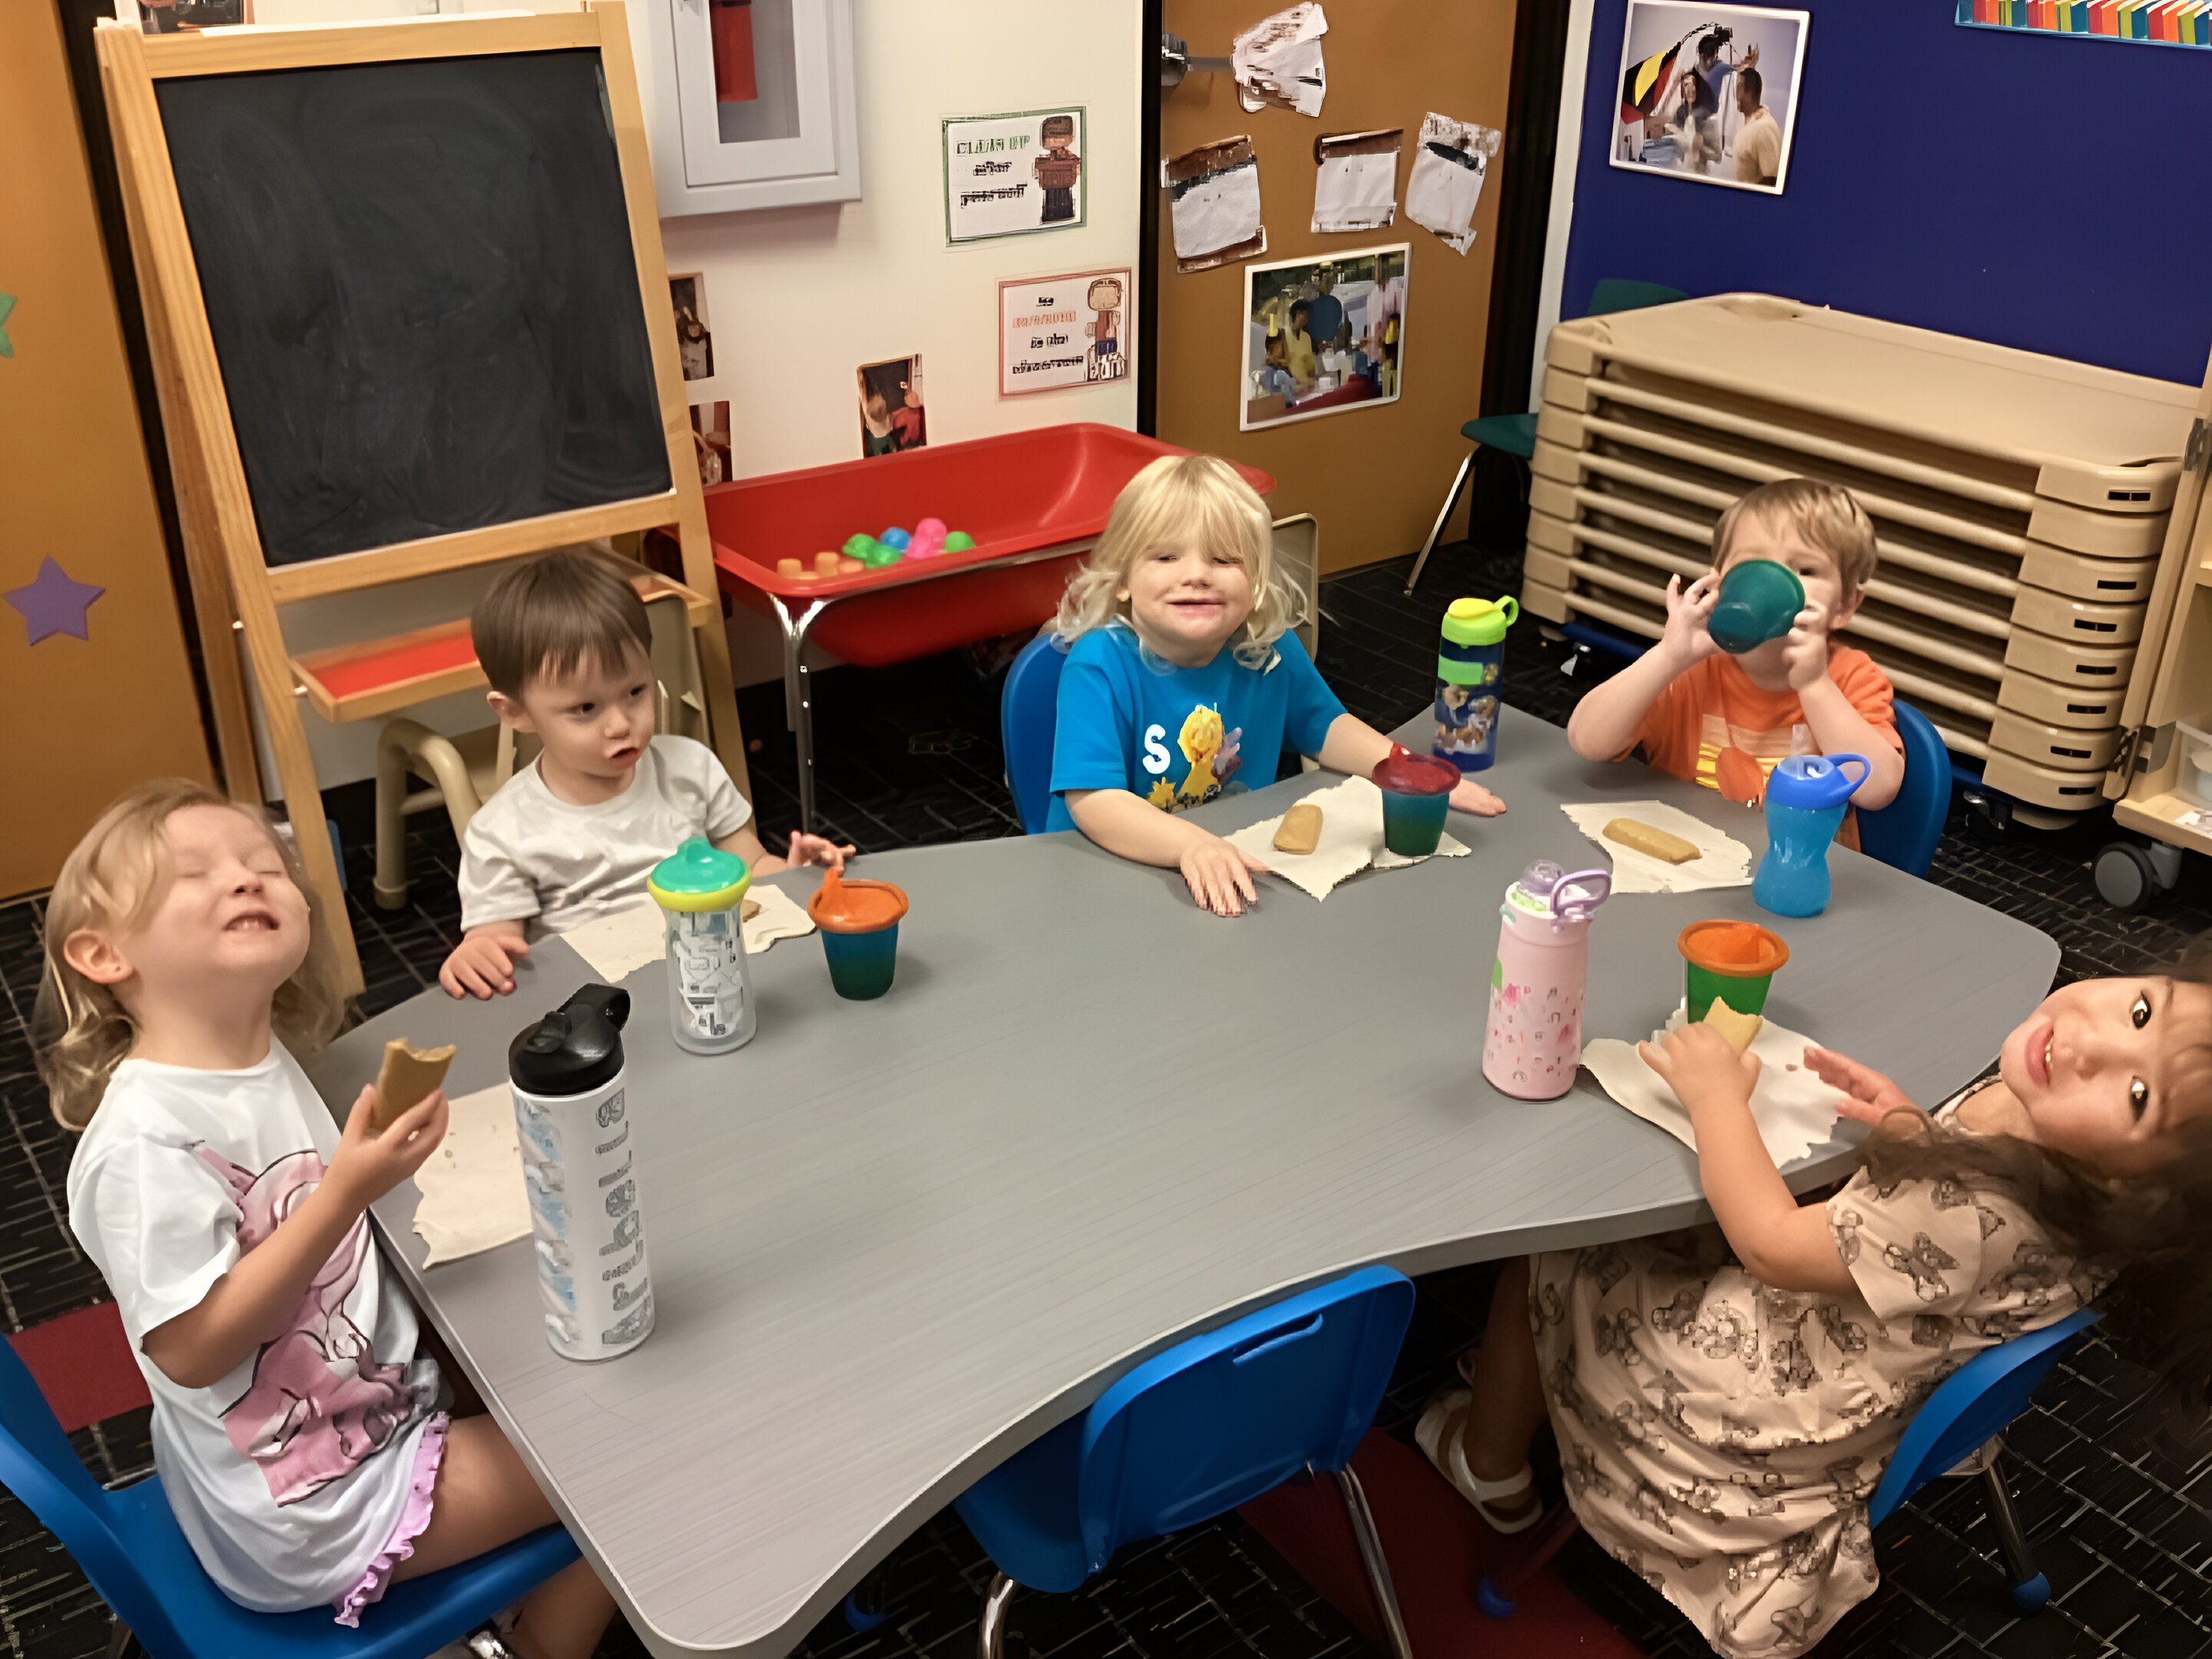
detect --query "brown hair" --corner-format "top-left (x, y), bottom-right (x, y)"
top-left (33, 780), bottom-right (349, 1131)
top-left (1861, 950), bottom-right (2212, 1423)
top-left (471, 544), bottom-right (651, 700)
top-left (1711, 478), bottom-right (1880, 598)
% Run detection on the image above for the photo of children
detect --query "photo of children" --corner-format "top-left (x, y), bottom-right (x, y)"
top-left (856, 356), bottom-right (926, 458)
top-left (688, 401), bottom-right (731, 486)
top-left (670, 274), bottom-right (714, 381)
top-left (1614, 2), bottom-right (1807, 194)
top-left (1240, 245), bottom-right (1407, 432)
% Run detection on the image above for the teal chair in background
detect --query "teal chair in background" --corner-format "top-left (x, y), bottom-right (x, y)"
top-left (1404, 279), bottom-right (1687, 595)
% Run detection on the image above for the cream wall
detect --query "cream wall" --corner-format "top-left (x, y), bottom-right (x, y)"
top-left (221, 0), bottom-right (1141, 791)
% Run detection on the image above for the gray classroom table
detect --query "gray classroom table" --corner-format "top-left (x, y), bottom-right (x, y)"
top-left (308, 706), bottom-right (2058, 1659)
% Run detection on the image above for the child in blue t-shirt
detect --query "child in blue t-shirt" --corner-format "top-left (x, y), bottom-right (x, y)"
top-left (1048, 454), bottom-right (1506, 916)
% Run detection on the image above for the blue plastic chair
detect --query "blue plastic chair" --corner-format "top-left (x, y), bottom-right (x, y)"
top-left (1406, 279), bottom-right (1688, 594)
top-left (1477, 1309), bottom-right (2100, 1623)
top-left (1866, 1307), bottom-right (2100, 1613)
top-left (1001, 631), bottom-right (1068, 834)
top-left (0, 1338), bottom-right (579, 1659)
top-left (955, 1266), bottom-right (1417, 1659)
top-left (1857, 699), bottom-right (1952, 879)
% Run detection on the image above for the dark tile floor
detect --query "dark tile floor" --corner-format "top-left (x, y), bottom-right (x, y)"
top-left (4, 536), bottom-right (2210, 1659)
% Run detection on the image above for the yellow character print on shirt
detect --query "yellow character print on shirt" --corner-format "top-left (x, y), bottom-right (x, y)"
top-left (1147, 777), bottom-right (1178, 810)
top-left (1177, 705), bottom-right (1226, 804)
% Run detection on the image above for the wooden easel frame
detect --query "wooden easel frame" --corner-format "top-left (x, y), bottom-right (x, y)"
top-left (95, 5), bottom-right (749, 994)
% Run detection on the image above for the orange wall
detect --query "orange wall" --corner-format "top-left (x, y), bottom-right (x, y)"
top-left (1, 3), bottom-right (212, 896)
top-left (1155, 0), bottom-right (1517, 575)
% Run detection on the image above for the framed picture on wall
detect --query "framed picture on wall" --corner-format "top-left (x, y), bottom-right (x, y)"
top-left (1239, 244), bottom-right (1407, 433)
top-left (942, 108), bottom-right (1086, 243)
top-left (1613, 2), bottom-right (1808, 194)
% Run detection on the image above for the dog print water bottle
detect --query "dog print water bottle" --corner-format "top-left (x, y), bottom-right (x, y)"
top-left (1483, 861), bottom-right (1611, 1101)
top-left (1434, 596), bottom-right (1515, 773)
top-left (508, 985), bottom-right (654, 1362)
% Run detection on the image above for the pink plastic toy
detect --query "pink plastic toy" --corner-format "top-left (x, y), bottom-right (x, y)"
top-left (915, 516), bottom-right (948, 541)
top-left (1482, 861), bottom-right (1611, 1101)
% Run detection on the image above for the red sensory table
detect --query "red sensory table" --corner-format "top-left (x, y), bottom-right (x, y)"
top-left (706, 424), bottom-right (1276, 827)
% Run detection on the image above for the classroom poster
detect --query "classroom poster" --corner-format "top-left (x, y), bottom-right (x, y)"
top-left (998, 270), bottom-right (1132, 395)
top-left (942, 108), bottom-right (1086, 242)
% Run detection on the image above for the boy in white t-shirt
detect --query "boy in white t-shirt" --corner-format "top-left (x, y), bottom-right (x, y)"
top-left (440, 547), bottom-right (853, 998)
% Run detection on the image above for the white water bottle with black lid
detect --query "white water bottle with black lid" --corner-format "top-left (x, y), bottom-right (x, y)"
top-left (508, 984), bottom-right (654, 1362)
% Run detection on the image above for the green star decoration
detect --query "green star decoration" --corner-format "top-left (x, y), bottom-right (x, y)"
top-left (0, 293), bottom-right (15, 359)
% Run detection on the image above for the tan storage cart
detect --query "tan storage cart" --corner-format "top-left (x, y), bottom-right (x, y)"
top-left (2094, 347), bottom-right (2212, 908)
top-left (1520, 294), bottom-right (2198, 822)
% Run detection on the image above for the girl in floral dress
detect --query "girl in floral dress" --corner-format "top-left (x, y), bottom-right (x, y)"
top-left (1419, 969), bottom-right (2212, 1657)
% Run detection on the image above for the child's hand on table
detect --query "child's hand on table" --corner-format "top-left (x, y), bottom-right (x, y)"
top-left (329, 1084), bottom-right (449, 1211)
top-left (1804, 1045), bottom-right (1923, 1127)
top-left (1449, 778), bottom-right (1506, 817)
top-left (1181, 832), bottom-right (1268, 918)
top-left (786, 831), bottom-right (856, 871)
top-left (1659, 571), bottom-right (1724, 667)
top-left (440, 927), bottom-right (528, 1000)
top-left (1640, 1022), bottom-right (1760, 1113)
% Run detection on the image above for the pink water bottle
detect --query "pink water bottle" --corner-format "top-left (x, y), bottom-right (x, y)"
top-left (1482, 862), bottom-right (1611, 1101)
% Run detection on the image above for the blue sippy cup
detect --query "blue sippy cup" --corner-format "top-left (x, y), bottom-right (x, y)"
top-left (1753, 753), bottom-right (1872, 919)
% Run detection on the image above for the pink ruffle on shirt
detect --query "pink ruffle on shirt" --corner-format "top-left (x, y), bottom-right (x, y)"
top-left (332, 1411), bottom-right (451, 1628)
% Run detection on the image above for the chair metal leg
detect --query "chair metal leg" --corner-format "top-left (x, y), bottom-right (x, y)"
top-left (1981, 1452), bottom-right (2050, 1614)
top-left (977, 1571), bottom-right (1015, 1659)
top-left (104, 1621), bottom-right (143, 1659)
top-left (1403, 450), bottom-right (1476, 596)
top-left (767, 593), bottom-right (830, 832)
top-left (1476, 1500), bottom-right (1582, 1619)
top-left (1333, 1465), bottom-right (1415, 1659)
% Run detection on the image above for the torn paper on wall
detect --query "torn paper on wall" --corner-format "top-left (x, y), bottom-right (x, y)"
top-left (1164, 137), bottom-right (1267, 273)
top-left (1312, 127), bottom-right (1401, 233)
top-left (1406, 111), bottom-right (1502, 255)
top-left (1233, 3), bottom-right (1328, 118)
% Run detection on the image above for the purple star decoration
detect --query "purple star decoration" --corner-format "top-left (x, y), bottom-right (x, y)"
top-left (5, 558), bottom-right (105, 646)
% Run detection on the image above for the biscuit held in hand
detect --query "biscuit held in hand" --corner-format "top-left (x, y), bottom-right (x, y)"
top-left (372, 1040), bottom-right (455, 1131)
top-left (1700, 998), bottom-right (1763, 1055)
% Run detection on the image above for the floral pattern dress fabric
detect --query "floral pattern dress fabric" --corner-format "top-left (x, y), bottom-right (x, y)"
top-left (1530, 1095), bottom-right (2107, 1657)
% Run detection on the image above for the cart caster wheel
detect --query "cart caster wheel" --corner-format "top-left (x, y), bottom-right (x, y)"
top-left (1962, 789), bottom-right (2011, 833)
top-left (2094, 843), bottom-right (2159, 910)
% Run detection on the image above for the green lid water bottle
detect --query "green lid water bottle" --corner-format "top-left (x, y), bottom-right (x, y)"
top-left (1434, 596), bottom-right (1516, 773)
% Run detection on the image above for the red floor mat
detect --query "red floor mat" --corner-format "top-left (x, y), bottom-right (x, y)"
top-left (1240, 1432), bottom-right (1643, 1657)
top-left (10, 1302), bottom-right (150, 1433)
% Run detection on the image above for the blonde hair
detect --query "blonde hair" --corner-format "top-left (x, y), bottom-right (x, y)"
top-left (1712, 478), bottom-right (1881, 598)
top-left (472, 542), bottom-right (649, 700)
top-left (33, 780), bottom-right (348, 1131)
top-left (1053, 454), bottom-right (1301, 671)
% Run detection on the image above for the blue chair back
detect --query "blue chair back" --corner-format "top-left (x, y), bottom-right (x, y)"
top-left (1075, 1266), bottom-right (1413, 1571)
top-left (1588, 279), bottom-right (1687, 316)
top-left (1859, 699), bottom-right (1951, 879)
top-left (0, 1336), bottom-right (577, 1658)
top-left (1002, 631), bottom-right (1068, 834)
top-left (1868, 1309), bottom-right (2098, 1528)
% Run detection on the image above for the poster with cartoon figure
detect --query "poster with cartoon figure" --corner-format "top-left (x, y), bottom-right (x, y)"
top-left (944, 107), bottom-right (1086, 242)
top-left (998, 268), bottom-right (1131, 395)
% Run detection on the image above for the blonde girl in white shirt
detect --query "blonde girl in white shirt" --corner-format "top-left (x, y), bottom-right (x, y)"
top-left (42, 780), bottom-right (614, 1658)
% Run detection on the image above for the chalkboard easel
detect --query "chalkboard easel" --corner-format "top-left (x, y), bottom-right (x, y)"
top-left (96, 6), bottom-right (749, 994)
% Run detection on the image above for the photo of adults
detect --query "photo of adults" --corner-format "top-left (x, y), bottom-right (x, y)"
top-left (1613, 3), bottom-right (1806, 196)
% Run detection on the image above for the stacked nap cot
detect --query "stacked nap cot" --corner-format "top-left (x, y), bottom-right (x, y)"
top-left (1518, 294), bottom-right (2199, 819)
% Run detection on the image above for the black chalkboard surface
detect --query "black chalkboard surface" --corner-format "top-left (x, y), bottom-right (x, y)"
top-left (156, 51), bottom-right (673, 566)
